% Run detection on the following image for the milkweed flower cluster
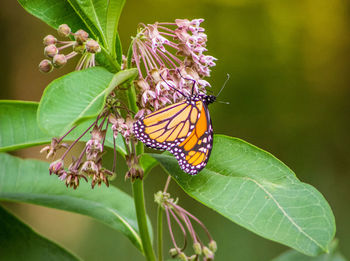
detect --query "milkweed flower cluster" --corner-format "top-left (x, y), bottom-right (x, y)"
top-left (155, 190), bottom-right (217, 260)
top-left (131, 19), bottom-right (217, 118)
top-left (39, 24), bottom-right (101, 73)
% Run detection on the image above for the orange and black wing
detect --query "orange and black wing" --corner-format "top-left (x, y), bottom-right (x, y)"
top-left (133, 100), bottom-right (203, 150)
top-left (169, 101), bottom-right (213, 175)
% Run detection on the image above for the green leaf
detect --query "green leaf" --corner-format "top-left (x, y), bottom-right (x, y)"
top-left (0, 101), bottom-right (52, 152)
top-left (0, 206), bottom-right (79, 261)
top-left (67, 0), bottom-right (125, 55)
top-left (151, 135), bottom-right (336, 256)
top-left (96, 46), bottom-right (122, 73)
top-left (37, 67), bottom-right (137, 136)
top-left (106, 0), bottom-right (125, 58)
top-left (67, 0), bottom-right (108, 47)
top-left (0, 101), bottom-right (126, 154)
top-left (114, 32), bottom-right (123, 65)
top-left (0, 153), bottom-right (149, 252)
top-left (18, 0), bottom-right (88, 32)
top-left (272, 240), bottom-right (346, 261)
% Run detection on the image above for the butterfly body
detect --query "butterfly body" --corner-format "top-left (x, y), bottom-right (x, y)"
top-left (133, 94), bottom-right (215, 175)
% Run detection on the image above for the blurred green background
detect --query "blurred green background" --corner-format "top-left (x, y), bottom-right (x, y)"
top-left (1, 0), bottom-right (349, 260)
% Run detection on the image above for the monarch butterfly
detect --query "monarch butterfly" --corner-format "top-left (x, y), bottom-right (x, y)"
top-left (133, 93), bottom-right (215, 175)
top-left (133, 73), bottom-right (227, 175)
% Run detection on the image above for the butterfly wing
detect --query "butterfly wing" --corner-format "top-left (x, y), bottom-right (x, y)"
top-left (169, 101), bottom-right (213, 175)
top-left (133, 100), bottom-right (203, 150)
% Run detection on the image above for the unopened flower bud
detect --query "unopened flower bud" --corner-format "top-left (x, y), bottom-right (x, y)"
top-left (193, 242), bottom-right (202, 255)
top-left (57, 24), bottom-right (71, 37)
top-left (203, 246), bottom-right (214, 259)
top-left (38, 59), bottom-right (53, 73)
top-left (44, 44), bottom-right (58, 58)
top-left (208, 240), bottom-right (217, 253)
top-left (43, 35), bottom-right (57, 46)
top-left (178, 252), bottom-right (188, 261)
top-left (150, 69), bottom-right (161, 82)
top-left (53, 54), bottom-right (67, 68)
top-left (86, 39), bottom-right (101, 53)
top-left (188, 255), bottom-right (197, 261)
top-left (74, 29), bottom-right (89, 44)
top-left (169, 248), bottom-right (178, 258)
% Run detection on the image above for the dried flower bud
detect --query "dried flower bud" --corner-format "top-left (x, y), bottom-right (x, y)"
top-left (169, 248), bottom-right (178, 258)
top-left (44, 44), bottom-right (58, 58)
top-left (193, 242), bottom-right (202, 255)
top-left (57, 24), bottom-right (71, 37)
top-left (202, 246), bottom-right (214, 259)
top-left (208, 240), bottom-right (217, 253)
top-left (53, 54), bottom-right (67, 68)
top-left (74, 29), bottom-right (89, 44)
top-left (86, 39), bottom-right (101, 53)
top-left (43, 35), bottom-right (57, 46)
top-left (38, 59), bottom-right (53, 73)
top-left (73, 42), bottom-right (86, 54)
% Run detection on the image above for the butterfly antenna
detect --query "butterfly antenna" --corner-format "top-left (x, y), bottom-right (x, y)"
top-left (216, 73), bottom-right (230, 97)
top-left (217, 100), bottom-right (230, 105)
top-left (176, 69), bottom-right (197, 95)
top-left (159, 73), bottom-right (186, 97)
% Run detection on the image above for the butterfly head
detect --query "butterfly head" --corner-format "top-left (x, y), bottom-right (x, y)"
top-left (204, 95), bottom-right (216, 105)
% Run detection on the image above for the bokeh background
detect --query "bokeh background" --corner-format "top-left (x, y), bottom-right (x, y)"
top-left (1, 0), bottom-right (350, 260)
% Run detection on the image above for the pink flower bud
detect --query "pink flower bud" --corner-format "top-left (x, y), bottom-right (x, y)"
top-left (38, 59), bottom-right (53, 73)
top-left (74, 29), bottom-right (89, 44)
top-left (57, 24), bottom-right (71, 37)
top-left (43, 35), bottom-right (57, 46)
top-left (44, 44), bottom-right (58, 58)
top-left (86, 39), bottom-right (101, 53)
top-left (53, 54), bottom-right (67, 68)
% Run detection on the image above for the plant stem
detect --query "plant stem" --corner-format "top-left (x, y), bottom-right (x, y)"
top-left (133, 180), bottom-right (156, 261)
top-left (126, 49), bottom-right (156, 260)
top-left (157, 205), bottom-right (163, 261)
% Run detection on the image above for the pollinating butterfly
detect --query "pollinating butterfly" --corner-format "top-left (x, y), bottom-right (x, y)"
top-left (133, 77), bottom-right (218, 175)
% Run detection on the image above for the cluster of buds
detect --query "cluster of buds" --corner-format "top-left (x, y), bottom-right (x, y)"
top-left (131, 19), bottom-right (216, 117)
top-left (155, 190), bottom-right (217, 260)
top-left (42, 114), bottom-right (116, 189)
top-left (39, 24), bottom-right (101, 73)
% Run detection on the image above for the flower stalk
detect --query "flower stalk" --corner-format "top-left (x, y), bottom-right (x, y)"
top-left (126, 49), bottom-right (156, 260)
